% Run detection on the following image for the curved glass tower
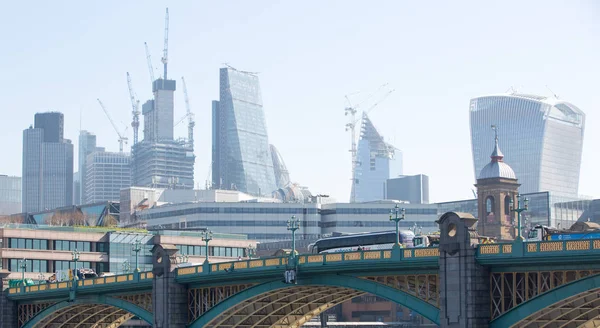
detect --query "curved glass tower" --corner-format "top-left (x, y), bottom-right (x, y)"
top-left (470, 93), bottom-right (585, 198)
top-left (212, 67), bottom-right (277, 196)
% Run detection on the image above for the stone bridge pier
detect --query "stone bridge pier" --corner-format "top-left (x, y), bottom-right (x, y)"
top-left (438, 212), bottom-right (490, 328)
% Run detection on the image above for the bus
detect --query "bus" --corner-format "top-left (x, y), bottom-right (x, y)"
top-left (309, 230), bottom-right (416, 254)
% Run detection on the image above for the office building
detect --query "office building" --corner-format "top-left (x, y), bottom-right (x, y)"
top-left (351, 113), bottom-right (402, 202)
top-left (470, 93), bottom-right (585, 198)
top-left (386, 174), bottom-right (430, 204)
top-left (33, 112), bottom-right (63, 143)
top-left (77, 130), bottom-right (98, 204)
top-left (212, 67), bottom-right (277, 196)
top-left (84, 150), bottom-right (131, 203)
top-left (0, 225), bottom-right (256, 281)
top-left (133, 80), bottom-right (194, 189)
top-left (129, 191), bottom-right (438, 242)
top-left (131, 27), bottom-right (195, 190)
top-left (22, 112), bottom-right (73, 213)
top-left (0, 175), bottom-right (21, 215)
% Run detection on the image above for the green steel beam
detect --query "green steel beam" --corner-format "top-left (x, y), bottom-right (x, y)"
top-left (21, 295), bottom-right (153, 328)
top-left (490, 273), bottom-right (600, 328)
top-left (188, 274), bottom-right (440, 328)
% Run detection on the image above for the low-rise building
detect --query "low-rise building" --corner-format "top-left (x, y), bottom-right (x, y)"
top-left (0, 225), bottom-right (256, 281)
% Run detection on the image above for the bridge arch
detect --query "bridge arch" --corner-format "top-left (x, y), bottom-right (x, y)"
top-left (22, 295), bottom-right (153, 328)
top-left (491, 274), bottom-right (600, 328)
top-left (189, 274), bottom-right (440, 328)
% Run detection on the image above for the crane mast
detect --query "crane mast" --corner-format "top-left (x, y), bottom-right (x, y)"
top-left (161, 8), bottom-right (169, 80)
top-left (144, 42), bottom-right (155, 84)
top-left (127, 72), bottom-right (140, 145)
top-left (344, 85), bottom-right (395, 203)
top-left (97, 99), bottom-right (128, 152)
top-left (181, 76), bottom-right (195, 146)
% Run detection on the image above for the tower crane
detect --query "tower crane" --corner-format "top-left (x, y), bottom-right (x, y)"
top-left (127, 72), bottom-right (140, 145)
top-left (144, 42), bottom-right (155, 84)
top-left (97, 99), bottom-right (129, 152)
top-left (161, 8), bottom-right (169, 80)
top-left (181, 76), bottom-right (194, 146)
top-left (344, 84), bottom-right (395, 203)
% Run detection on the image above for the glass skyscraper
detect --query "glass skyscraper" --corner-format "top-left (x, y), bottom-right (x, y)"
top-left (351, 113), bottom-right (402, 202)
top-left (22, 112), bottom-right (73, 212)
top-left (212, 67), bottom-right (277, 196)
top-left (470, 94), bottom-right (585, 198)
top-left (84, 150), bottom-right (131, 203)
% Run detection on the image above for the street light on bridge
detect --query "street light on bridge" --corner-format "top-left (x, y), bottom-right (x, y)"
top-left (389, 204), bottom-right (405, 249)
top-left (202, 230), bottom-right (213, 264)
top-left (287, 216), bottom-right (300, 259)
top-left (132, 239), bottom-right (142, 272)
top-left (19, 258), bottom-right (27, 285)
top-left (510, 194), bottom-right (529, 240)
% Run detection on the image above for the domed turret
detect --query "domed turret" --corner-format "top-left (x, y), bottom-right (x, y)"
top-left (478, 127), bottom-right (516, 180)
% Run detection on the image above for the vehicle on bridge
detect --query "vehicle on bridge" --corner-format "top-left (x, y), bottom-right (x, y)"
top-left (527, 222), bottom-right (600, 241)
top-left (8, 279), bottom-right (35, 287)
top-left (309, 230), bottom-right (415, 253)
top-left (413, 233), bottom-right (494, 247)
top-left (413, 233), bottom-right (440, 247)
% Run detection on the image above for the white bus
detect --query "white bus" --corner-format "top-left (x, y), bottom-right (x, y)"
top-left (309, 230), bottom-right (416, 254)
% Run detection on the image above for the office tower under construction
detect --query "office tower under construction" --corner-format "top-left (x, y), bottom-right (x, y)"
top-left (131, 9), bottom-right (195, 189)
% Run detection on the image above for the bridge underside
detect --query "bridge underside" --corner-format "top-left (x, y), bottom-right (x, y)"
top-left (204, 285), bottom-right (364, 328)
top-left (30, 303), bottom-right (134, 327)
top-left (514, 287), bottom-right (600, 328)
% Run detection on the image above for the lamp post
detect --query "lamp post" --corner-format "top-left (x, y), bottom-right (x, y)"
top-left (19, 258), bottom-right (27, 285)
top-left (510, 194), bottom-right (529, 240)
top-left (132, 239), bottom-right (142, 272)
top-left (389, 204), bottom-right (406, 248)
top-left (202, 230), bottom-right (213, 264)
top-left (71, 249), bottom-right (80, 277)
top-left (287, 216), bottom-right (300, 258)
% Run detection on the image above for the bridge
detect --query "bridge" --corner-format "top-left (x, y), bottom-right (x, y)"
top-left (3, 212), bottom-right (600, 328)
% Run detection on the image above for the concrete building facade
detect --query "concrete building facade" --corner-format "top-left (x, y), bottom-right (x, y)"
top-left (84, 151), bottom-right (131, 203)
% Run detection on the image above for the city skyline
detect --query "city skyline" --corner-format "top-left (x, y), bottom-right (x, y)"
top-left (1, 1), bottom-right (598, 203)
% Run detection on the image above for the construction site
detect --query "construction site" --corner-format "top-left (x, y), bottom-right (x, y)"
top-left (119, 8), bottom-right (196, 190)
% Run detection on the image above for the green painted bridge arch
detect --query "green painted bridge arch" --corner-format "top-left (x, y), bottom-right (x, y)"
top-left (188, 274), bottom-right (440, 328)
top-left (490, 274), bottom-right (600, 328)
top-left (21, 295), bottom-right (153, 328)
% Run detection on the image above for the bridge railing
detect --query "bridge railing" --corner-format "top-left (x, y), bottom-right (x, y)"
top-left (477, 239), bottom-right (600, 260)
top-left (177, 247), bottom-right (440, 278)
top-left (7, 271), bottom-right (154, 296)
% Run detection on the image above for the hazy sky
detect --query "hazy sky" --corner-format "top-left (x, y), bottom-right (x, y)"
top-left (1, 1), bottom-right (598, 203)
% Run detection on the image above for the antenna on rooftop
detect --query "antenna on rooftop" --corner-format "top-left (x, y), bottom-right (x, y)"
top-left (545, 85), bottom-right (559, 99)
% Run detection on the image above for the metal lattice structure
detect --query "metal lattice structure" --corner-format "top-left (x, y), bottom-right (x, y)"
top-left (512, 286), bottom-right (600, 328)
top-left (188, 284), bottom-right (256, 322)
top-left (30, 304), bottom-right (134, 327)
top-left (490, 270), bottom-right (600, 319)
top-left (18, 302), bottom-right (56, 327)
top-left (362, 274), bottom-right (439, 307)
top-left (203, 286), bottom-right (363, 328)
top-left (114, 292), bottom-right (153, 313)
